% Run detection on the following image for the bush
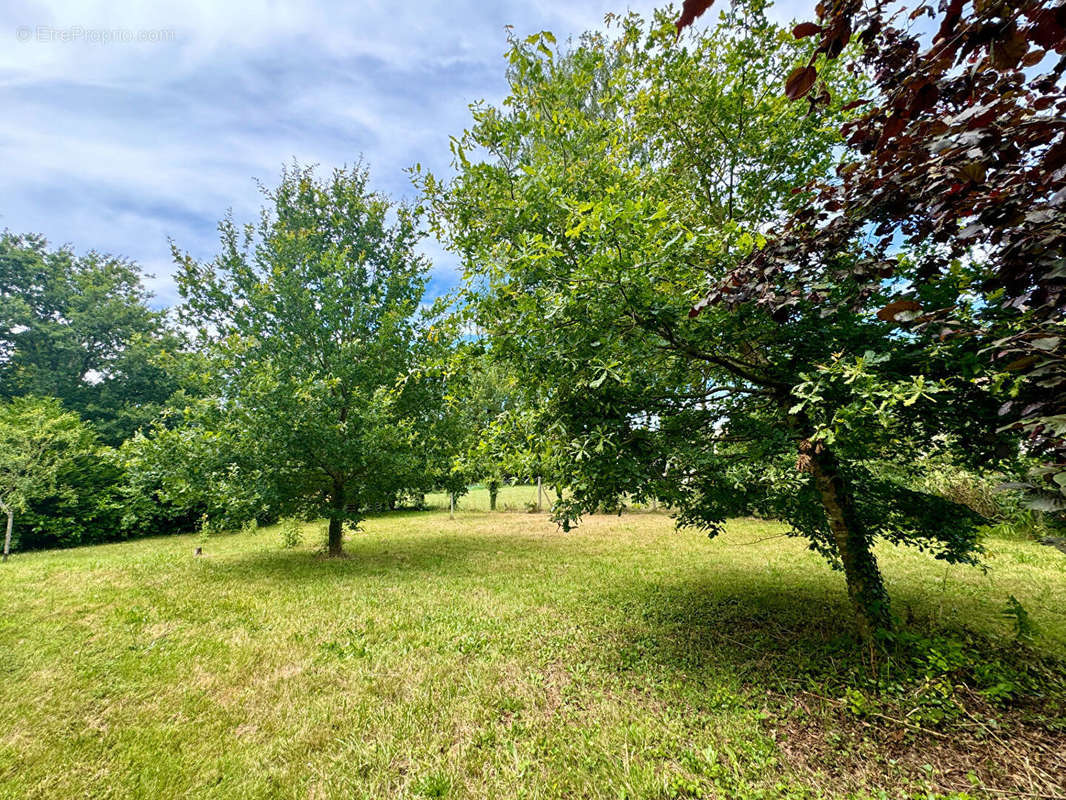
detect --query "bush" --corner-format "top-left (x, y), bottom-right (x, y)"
top-left (279, 518), bottom-right (302, 549)
top-left (16, 449), bottom-right (125, 549)
top-left (915, 462), bottom-right (1048, 540)
top-left (1, 397), bottom-right (127, 550)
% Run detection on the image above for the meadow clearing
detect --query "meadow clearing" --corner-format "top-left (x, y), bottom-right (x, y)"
top-left (1, 487), bottom-right (1063, 800)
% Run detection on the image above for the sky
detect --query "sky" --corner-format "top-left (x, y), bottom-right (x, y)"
top-left (1, 0), bottom-right (805, 308)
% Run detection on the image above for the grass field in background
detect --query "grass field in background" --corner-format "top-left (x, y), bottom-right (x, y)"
top-left (424, 483), bottom-right (562, 512)
top-left (1, 508), bottom-right (1063, 799)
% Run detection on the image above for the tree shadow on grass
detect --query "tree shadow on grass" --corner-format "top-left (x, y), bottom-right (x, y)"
top-left (199, 530), bottom-right (551, 586)
top-left (604, 571), bottom-right (1065, 733)
top-left (604, 575), bottom-right (860, 687)
top-left (603, 573), bottom-right (1066, 795)
top-left (202, 524), bottom-right (1066, 704)
top-left (193, 525), bottom-right (1065, 794)
top-left (611, 570), bottom-right (1063, 680)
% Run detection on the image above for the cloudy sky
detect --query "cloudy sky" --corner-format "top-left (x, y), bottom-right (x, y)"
top-left (1, 0), bottom-right (804, 307)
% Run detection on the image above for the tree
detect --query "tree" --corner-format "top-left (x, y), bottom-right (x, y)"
top-left (0, 397), bottom-right (107, 560)
top-left (0, 232), bottom-right (180, 445)
top-left (117, 399), bottom-right (248, 537)
top-left (447, 346), bottom-right (529, 511)
top-left (678, 0), bottom-right (1066, 508)
top-left (423, 5), bottom-right (1002, 637)
top-left (173, 163), bottom-right (434, 556)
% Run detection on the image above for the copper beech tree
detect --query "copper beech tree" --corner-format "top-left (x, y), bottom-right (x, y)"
top-left (680, 0), bottom-right (1066, 505)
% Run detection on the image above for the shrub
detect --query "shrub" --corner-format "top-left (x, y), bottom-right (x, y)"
top-left (279, 518), bottom-right (302, 549)
top-left (1, 397), bottom-right (126, 551)
top-left (915, 461), bottom-right (1048, 540)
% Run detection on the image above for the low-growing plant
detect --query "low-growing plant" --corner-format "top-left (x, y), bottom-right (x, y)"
top-left (196, 513), bottom-right (216, 549)
top-left (826, 626), bottom-right (1064, 729)
top-left (318, 628), bottom-right (368, 660)
top-left (412, 773), bottom-right (450, 798)
top-left (915, 461), bottom-right (1048, 540)
top-left (279, 517), bottom-right (302, 549)
top-left (1002, 595), bottom-right (1036, 643)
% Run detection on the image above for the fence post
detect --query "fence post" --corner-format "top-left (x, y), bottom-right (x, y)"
top-left (2, 501), bottom-right (12, 563)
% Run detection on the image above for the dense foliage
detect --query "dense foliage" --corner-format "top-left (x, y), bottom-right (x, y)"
top-left (169, 164), bottom-right (450, 556)
top-left (421, 3), bottom-right (1017, 635)
top-left (0, 396), bottom-right (123, 554)
top-left (0, 232), bottom-right (180, 445)
top-left (679, 0), bottom-right (1066, 511)
top-left (0, 234), bottom-right (189, 550)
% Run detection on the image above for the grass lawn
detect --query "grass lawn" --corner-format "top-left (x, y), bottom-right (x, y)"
top-left (1, 490), bottom-right (1064, 799)
top-left (424, 483), bottom-right (564, 512)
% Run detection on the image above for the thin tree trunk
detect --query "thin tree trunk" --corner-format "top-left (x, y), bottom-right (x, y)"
top-left (449, 492), bottom-right (455, 519)
top-left (2, 503), bottom-right (12, 563)
top-left (327, 481), bottom-right (345, 557)
top-left (808, 447), bottom-right (891, 640)
top-left (488, 480), bottom-right (498, 512)
top-left (537, 476), bottom-right (543, 512)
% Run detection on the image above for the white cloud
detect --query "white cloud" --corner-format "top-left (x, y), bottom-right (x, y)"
top-left (0, 0), bottom-right (812, 307)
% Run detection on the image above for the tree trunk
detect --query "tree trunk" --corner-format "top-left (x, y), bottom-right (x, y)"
top-left (808, 447), bottom-right (891, 640)
top-left (327, 481), bottom-right (345, 557)
top-left (537, 476), bottom-right (543, 512)
top-left (488, 480), bottom-right (499, 512)
top-left (2, 503), bottom-right (12, 563)
top-left (449, 491), bottom-right (455, 519)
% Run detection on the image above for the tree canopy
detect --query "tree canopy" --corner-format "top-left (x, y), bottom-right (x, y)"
top-left (172, 163), bottom-right (442, 556)
top-left (0, 396), bottom-right (116, 557)
top-left (0, 232), bottom-right (179, 445)
top-left (679, 0), bottom-right (1066, 509)
top-left (422, 2), bottom-right (1010, 636)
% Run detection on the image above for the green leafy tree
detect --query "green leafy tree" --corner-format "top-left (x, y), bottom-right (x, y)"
top-left (446, 347), bottom-right (524, 510)
top-left (423, 5), bottom-right (1007, 636)
top-left (0, 232), bottom-right (180, 445)
top-left (0, 397), bottom-right (114, 559)
top-left (173, 163), bottom-right (435, 556)
top-left (117, 400), bottom-right (244, 536)
top-left (677, 0), bottom-right (1066, 510)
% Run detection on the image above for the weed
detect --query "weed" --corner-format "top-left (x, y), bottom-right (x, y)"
top-left (1002, 594), bottom-right (1036, 642)
top-left (278, 517), bottom-right (302, 549)
top-left (412, 773), bottom-right (451, 798)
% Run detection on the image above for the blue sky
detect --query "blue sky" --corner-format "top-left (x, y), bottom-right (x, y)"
top-left (1, 0), bottom-right (804, 307)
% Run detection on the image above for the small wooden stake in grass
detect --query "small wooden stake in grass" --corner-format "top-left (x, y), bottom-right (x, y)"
top-left (2, 501), bottom-right (12, 563)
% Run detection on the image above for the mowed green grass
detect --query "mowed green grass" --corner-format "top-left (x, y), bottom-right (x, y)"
top-left (424, 483), bottom-right (563, 512)
top-left (1, 490), bottom-right (1064, 799)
